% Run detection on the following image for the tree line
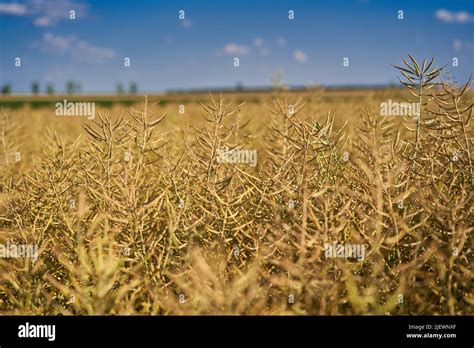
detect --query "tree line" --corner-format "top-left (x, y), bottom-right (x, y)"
top-left (1, 81), bottom-right (139, 95)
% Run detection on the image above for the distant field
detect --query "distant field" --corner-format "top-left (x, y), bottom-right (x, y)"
top-left (0, 87), bottom-right (408, 108)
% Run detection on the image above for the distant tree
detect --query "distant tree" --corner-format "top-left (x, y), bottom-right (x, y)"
top-left (66, 81), bottom-right (75, 94)
top-left (129, 82), bottom-right (138, 94)
top-left (235, 81), bottom-right (244, 91)
top-left (31, 81), bottom-right (40, 95)
top-left (66, 81), bottom-right (81, 94)
top-left (116, 83), bottom-right (124, 95)
top-left (46, 83), bottom-right (55, 95)
top-left (1, 84), bottom-right (11, 95)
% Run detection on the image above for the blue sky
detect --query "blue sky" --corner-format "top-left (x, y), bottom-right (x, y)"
top-left (0, 0), bottom-right (473, 93)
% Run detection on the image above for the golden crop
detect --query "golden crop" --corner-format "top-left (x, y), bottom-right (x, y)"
top-left (0, 57), bottom-right (472, 315)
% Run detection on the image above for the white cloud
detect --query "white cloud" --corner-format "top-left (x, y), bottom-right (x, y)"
top-left (44, 67), bottom-right (67, 82)
top-left (41, 32), bottom-right (116, 63)
top-left (43, 32), bottom-right (73, 52)
top-left (276, 37), bottom-right (286, 47)
top-left (453, 39), bottom-right (474, 52)
top-left (34, 16), bottom-right (52, 27)
top-left (453, 39), bottom-right (462, 51)
top-left (0, 0), bottom-right (88, 26)
top-left (75, 40), bottom-right (116, 63)
top-left (254, 37), bottom-right (263, 47)
top-left (181, 19), bottom-right (192, 28)
top-left (31, 0), bottom-right (88, 27)
top-left (293, 50), bottom-right (308, 63)
top-left (259, 47), bottom-right (271, 56)
top-left (223, 43), bottom-right (249, 56)
top-left (435, 9), bottom-right (472, 23)
top-left (0, 3), bottom-right (27, 15)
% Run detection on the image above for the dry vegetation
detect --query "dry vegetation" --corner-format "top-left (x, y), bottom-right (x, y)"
top-left (0, 56), bottom-right (472, 315)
